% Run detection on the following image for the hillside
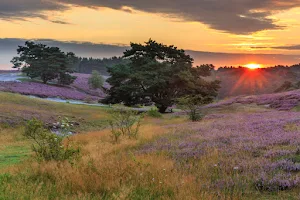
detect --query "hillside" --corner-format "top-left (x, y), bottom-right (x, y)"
top-left (206, 89), bottom-right (300, 111)
top-left (216, 66), bottom-right (300, 98)
top-left (0, 91), bottom-right (300, 199)
top-left (0, 73), bottom-right (107, 101)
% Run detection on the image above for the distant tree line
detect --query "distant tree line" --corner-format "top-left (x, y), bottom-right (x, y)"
top-left (76, 57), bottom-right (126, 76)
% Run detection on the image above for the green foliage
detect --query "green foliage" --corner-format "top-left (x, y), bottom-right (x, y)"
top-left (11, 41), bottom-right (77, 85)
top-left (108, 109), bottom-right (144, 143)
top-left (78, 56), bottom-right (125, 75)
top-left (58, 73), bottom-right (76, 85)
top-left (88, 70), bottom-right (104, 89)
top-left (147, 108), bottom-right (163, 118)
top-left (24, 119), bottom-right (80, 161)
top-left (104, 39), bottom-right (220, 113)
top-left (0, 146), bottom-right (30, 168)
top-left (177, 95), bottom-right (210, 121)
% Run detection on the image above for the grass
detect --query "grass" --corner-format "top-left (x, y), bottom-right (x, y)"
top-left (0, 92), bottom-right (109, 132)
top-left (0, 91), bottom-right (300, 199)
top-left (0, 146), bottom-right (30, 168)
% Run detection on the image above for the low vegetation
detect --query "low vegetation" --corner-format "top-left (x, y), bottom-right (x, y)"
top-left (0, 91), bottom-right (300, 199)
top-left (24, 119), bottom-right (80, 161)
top-left (88, 70), bottom-right (104, 89)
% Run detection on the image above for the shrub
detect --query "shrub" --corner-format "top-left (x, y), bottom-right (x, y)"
top-left (188, 109), bottom-right (204, 121)
top-left (24, 119), bottom-right (80, 161)
top-left (88, 70), bottom-right (104, 89)
top-left (108, 109), bottom-right (144, 143)
top-left (177, 95), bottom-right (210, 121)
top-left (147, 108), bottom-right (162, 118)
top-left (58, 73), bottom-right (76, 85)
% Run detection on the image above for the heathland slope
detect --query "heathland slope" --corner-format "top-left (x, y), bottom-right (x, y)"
top-left (0, 91), bottom-right (299, 199)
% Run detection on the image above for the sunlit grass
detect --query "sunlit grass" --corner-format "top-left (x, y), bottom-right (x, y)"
top-left (1, 91), bottom-right (300, 199)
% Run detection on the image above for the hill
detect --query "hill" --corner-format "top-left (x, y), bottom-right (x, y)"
top-left (215, 65), bottom-right (300, 98)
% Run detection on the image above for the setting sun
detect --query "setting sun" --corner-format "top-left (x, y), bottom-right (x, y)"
top-left (244, 63), bottom-right (262, 70)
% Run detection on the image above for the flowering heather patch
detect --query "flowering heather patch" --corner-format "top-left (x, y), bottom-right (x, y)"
top-left (206, 89), bottom-right (300, 111)
top-left (71, 73), bottom-right (109, 97)
top-left (71, 73), bottom-right (108, 97)
top-left (255, 173), bottom-right (300, 192)
top-left (267, 159), bottom-right (300, 172)
top-left (0, 81), bottom-right (99, 101)
top-left (141, 111), bottom-right (300, 158)
top-left (264, 150), bottom-right (293, 158)
top-left (139, 110), bottom-right (300, 191)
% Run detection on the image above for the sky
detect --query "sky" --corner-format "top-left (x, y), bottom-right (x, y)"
top-left (1, 0), bottom-right (300, 69)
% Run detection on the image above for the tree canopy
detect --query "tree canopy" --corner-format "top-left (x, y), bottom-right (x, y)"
top-left (103, 39), bottom-right (220, 113)
top-left (11, 41), bottom-right (77, 84)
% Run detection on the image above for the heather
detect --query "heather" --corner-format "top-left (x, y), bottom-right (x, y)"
top-left (206, 89), bottom-right (300, 111)
top-left (71, 73), bottom-right (108, 97)
top-left (0, 72), bottom-right (111, 101)
top-left (1, 92), bottom-right (300, 199)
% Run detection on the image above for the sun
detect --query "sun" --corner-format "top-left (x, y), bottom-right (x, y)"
top-left (244, 63), bottom-right (262, 70)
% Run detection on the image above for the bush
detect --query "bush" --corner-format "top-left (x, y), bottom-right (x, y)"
top-left (177, 95), bottom-right (209, 122)
top-left (24, 119), bottom-right (80, 161)
top-left (88, 70), bottom-right (104, 89)
top-left (108, 109), bottom-right (144, 143)
top-left (58, 73), bottom-right (76, 85)
top-left (189, 109), bottom-right (204, 121)
top-left (147, 108), bottom-right (162, 118)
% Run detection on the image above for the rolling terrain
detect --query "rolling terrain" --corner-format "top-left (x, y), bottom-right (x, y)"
top-left (0, 89), bottom-right (299, 199)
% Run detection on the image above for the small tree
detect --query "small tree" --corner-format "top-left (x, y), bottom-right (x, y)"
top-left (108, 109), bottom-right (144, 143)
top-left (88, 70), bottom-right (104, 89)
top-left (24, 119), bottom-right (79, 161)
top-left (11, 41), bottom-right (77, 85)
top-left (177, 95), bottom-right (213, 121)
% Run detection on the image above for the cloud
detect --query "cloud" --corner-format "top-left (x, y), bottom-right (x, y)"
top-left (0, 0), bottom-right (67, 23)
top-left (252, 44), bottom-right (300, 50)
top-left (273, 45), bottom-right (300, 50)
top-left (1, 1), bottom-right (300, 34)
top-left (50, 20), bottom-right (71, 25)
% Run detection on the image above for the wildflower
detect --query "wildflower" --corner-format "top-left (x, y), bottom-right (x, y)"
top-left (233, 166), bottom-right (239, 170)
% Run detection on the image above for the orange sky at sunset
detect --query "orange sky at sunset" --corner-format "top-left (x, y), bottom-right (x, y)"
top-left (2, 1), bottom-right (300, 68)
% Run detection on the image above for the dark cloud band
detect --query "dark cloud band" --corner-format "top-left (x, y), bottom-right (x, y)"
top-left (1, 0), bottom-right (300, 34)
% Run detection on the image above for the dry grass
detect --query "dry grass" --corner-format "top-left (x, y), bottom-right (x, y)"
top-left (1, 92), bottom-right (300, 199)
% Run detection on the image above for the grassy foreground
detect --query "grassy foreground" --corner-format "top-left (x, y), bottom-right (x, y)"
top-left (0, 92), bottom-right (300, 199)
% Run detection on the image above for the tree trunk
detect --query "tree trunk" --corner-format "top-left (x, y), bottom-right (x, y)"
top-left (158, 106), bottom-right (168, 113)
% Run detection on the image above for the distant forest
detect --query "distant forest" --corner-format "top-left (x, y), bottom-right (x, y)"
top-left (75, 56), bottom-right (125, 76)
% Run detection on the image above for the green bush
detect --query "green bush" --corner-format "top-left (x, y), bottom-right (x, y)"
top-left (24, 119), bottom-right (80, 161)
top-left (189, 109), bottom-right (204, 121)
top-left (58, 73), bottom-right (76, 85)
top-left (108, 109), bottom-right (144, 143)
top-left (147, 108), bottom-right (162, 118)
top-left (88, 70), bottom-right (104, 89)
